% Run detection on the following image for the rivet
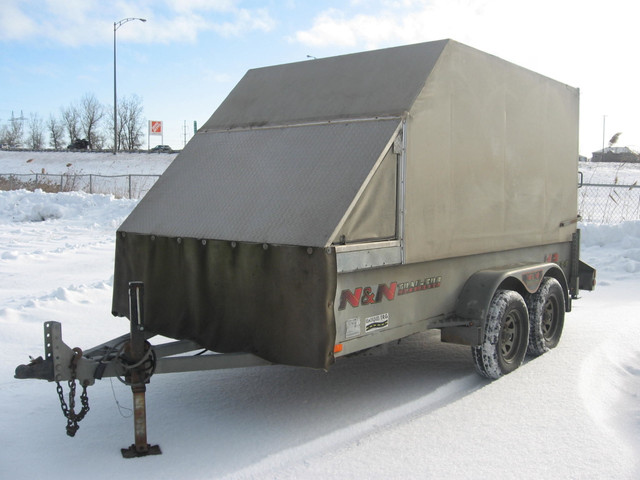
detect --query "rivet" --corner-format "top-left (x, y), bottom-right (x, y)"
top-left (263, 243), bottom-right (269, 250)
top-left (307, 247), bottom-right (313, 255)
top-left (231, 241), bottom-right (237, 248)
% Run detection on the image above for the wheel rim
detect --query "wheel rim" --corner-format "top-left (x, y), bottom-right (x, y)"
top-left (500, 311), bottom-right (522, 363)
top-left (542, 296), bottom-right (559, 341)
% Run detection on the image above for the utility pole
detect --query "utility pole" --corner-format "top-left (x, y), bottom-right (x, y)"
top-left (602, 115), bottom-right (607, 162)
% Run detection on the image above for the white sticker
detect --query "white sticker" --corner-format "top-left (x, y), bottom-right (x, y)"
top-left (345, 317), bottom-right (361, 339)
top-left (365, 313), bottom-right (389, 332)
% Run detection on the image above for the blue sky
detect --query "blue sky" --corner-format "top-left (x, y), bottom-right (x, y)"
top-left (1, 0), bottom-right (639, 155)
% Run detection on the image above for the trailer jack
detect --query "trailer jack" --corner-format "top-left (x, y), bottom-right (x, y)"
top-left (120, 282), bottom-right (161, 458)
top-left (14, 281), bottom-right (271, 457)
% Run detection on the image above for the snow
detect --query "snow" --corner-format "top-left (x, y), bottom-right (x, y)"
top-left (1, 154), bottom-right (639, 479)
top-left (0, 150), bottom-right (175, 176)
top-left (579, 159), bottom-right (640, 186)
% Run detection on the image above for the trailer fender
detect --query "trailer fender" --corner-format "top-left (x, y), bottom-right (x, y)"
top-left (443, 263), bottom-right (569, 346)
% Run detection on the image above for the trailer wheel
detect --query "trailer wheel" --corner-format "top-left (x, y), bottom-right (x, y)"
top-left (526, 277), bottom-right (565, 356)
top-left (471, 290), bottom-right (529, 379)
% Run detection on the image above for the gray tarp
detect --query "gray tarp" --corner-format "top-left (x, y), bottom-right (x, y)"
top-left (112, 236), bottom-right (338, 369)
top-left (203, 40), bottom-right (446, 130)
top-left (119, 119), bottom-right (401, 247)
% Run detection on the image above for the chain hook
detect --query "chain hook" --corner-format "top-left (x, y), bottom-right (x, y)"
top-left (55, 347), bottom-right (90, 437)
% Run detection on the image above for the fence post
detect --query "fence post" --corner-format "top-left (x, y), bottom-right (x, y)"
top-left (60, 175), bottom-right (64, 192)
top-left (89, 174), bottom-right (93, 194)
top-left (129, 175), bottom-right (132, 199)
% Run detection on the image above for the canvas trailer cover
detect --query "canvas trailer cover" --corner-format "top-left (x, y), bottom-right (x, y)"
top-left (112, 39), bottom-right (580, 370)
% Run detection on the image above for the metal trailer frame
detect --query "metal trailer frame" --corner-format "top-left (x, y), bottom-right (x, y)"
top-left (14, 230), bottom-right (594, 456)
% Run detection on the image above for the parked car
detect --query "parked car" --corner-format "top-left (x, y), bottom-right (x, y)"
top-left (150, 145), bottom-right (172, 153)
top-left (67, 139), bottom-right (89, 150)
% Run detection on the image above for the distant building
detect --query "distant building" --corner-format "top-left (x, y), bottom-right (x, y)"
top-left (591, 146), bottom-right (639, 163)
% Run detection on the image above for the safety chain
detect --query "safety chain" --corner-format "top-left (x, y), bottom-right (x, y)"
top-left (117, 341), bottom-right (156, 386)
top-left (55, 347), bottom-right (90, 437)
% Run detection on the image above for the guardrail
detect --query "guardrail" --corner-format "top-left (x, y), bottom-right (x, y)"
top-left (0, 173), bottom-right (161, 199)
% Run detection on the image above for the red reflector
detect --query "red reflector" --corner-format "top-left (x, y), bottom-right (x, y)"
top-left (334, 344), bottom-right (343, 353)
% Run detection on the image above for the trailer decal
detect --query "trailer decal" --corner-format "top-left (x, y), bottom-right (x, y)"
top-left (521, 269), bottom-right (543, 291)
top-left (338, 283), bottom-right (397, 310)
top-left (338, 276), bottom-right (442, 310)
top-left (397, 276), bottom-right (442, 295)
top-left (545, 252), bottom-right (569, 269)
top-left (544, 253), bottom-right (560, 263)
top-left (365, 313), bottom-right (389, 332)
top-left (345, 317), bottom-right (361, 338)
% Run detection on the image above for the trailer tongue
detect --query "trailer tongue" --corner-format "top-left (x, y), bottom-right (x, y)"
top-left (15, 283), bottom-right (272, 457)
top-left (14, 39), bottom-right (595, 455)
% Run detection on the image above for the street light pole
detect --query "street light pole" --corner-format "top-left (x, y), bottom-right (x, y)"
top-left (113, 17), bottom-right (146, 155)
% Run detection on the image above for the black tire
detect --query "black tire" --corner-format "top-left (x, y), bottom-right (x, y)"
top-left (526, 277), bottom-right (565, 356)
top-left (471, 290), bottom-right (529, 379)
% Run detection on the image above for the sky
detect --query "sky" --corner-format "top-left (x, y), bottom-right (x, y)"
top-left (1, 0), bottom-right (639, 156)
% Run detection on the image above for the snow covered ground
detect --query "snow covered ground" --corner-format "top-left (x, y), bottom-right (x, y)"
top-left (0, 154), bottom-right (639, 479)
top-left (0, 150), bottom-right (175, 176)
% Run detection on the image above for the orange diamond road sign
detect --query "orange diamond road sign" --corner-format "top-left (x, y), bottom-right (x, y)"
top-left (150, 121), bottom-right (162, 134)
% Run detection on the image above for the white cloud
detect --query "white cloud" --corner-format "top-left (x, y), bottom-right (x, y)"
top-left (292, 1), bottom-right (495, 49)
top-left (165, 0), bottom-right (238, 14)
top-left (294, 9), bottom-right (360, 47)
top-left (0, 0), bottom-right (275, 46)
top-left (211, 8), bottom-right (276, 37)
top-left (0, 1), bottom-right (38, 41)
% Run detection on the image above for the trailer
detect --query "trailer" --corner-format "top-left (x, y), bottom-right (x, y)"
top-left (15, 39), bottom-right (596, 456)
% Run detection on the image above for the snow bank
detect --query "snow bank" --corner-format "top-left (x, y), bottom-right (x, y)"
top-left (580, 221), bottom-right (640, 278)
top-left (0, 188), bottom-right (136, 226)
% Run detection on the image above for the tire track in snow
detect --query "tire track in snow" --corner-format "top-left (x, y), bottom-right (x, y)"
top-left (579, 332), bottom-right (640, 476)
top-left (221, 374), bottom-right (482, 480)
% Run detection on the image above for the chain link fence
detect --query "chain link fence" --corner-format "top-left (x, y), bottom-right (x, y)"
top-left (2, 173), bottom-right (639, 223)
top-left (0, 173), bottom-right (161, 199)
top-left (579, 182), bottom-right (640, 224)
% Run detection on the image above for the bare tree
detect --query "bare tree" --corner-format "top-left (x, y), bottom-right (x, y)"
top-left (118, 94), bottom-right (145, 150)
top-left (79, 93), bottom-right (105, 149)
top-left (92, 130), bottom-right (106, 150)
top-left (26, 113), bottom-right (45, 149)
top-left (0, 124), bottom-right (8, 147)
top-left (1, 112), bottom-right (25, 147)
top-left (61, 104), bottom-right (81, 145)
top-left (47, 114), bottom-right (65, 149)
